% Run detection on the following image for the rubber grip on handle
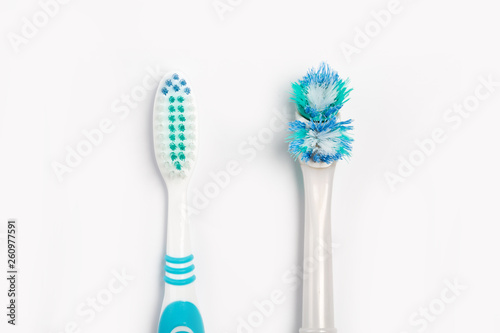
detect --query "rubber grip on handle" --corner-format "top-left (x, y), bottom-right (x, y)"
top-left (158, 301), bottom-right (204, 333)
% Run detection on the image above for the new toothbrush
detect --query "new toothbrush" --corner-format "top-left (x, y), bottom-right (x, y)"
top-left (153, 72), bottom-right (204, 333)
top-left (287, 63), bottom-right (353, 333)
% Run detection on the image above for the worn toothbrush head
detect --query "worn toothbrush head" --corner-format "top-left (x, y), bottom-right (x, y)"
top-left (288, 63), bottom-right (353, 164)
top-left (153, 72), bottom-right (197, 179)
top-left (291, 63), bottom-right (352, 121)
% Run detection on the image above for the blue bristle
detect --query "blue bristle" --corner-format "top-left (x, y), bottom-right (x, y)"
top-left (172, 73), bottom-right (179, 80)
top-left (287, 117), bottom-right (353, 163)
top-left (184, 87), bottom-right (191, 95)
top-left (288, 63), bottom-right (354, 162)
top-left (173, 85), bottom-right (180, 92)
top-left (166, 80), bottom-right (172, 86)
top-left (288, 121), bottom-right (306, 131)
top-left (180, 79), bottom-right (187, 86)
top-left (291, 62), bottom-right (352, 121)
top-left (304, 106), bottom-right (320, 119)
top-left (300, 62), bottom-right (339, 87)
top-left (302, 150), bottom-right (312, 162)
top-left (323, 105), bottom-right (341, 119)
top-left (161, 87), bottom-right (168, 95)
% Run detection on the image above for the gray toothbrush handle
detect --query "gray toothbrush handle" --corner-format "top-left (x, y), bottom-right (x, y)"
top-left (300, 162), bottom-right (337, 333)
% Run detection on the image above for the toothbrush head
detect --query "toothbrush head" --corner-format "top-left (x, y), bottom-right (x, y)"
top-left (291, 63), bottom-right (352, 121)
top-left (153, 72), bottom-right (197, 179)
top-left (288, 63), bottom-right (353, 164)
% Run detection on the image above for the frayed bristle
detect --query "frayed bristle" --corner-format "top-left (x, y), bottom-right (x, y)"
top-left (287, 118), bottom-right (353, 163)
top-left (291, 63), bottom-right (352, 121)
top-left (288, 63), bottom-right (354, 163)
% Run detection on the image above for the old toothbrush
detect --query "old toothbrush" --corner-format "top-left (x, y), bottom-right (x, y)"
top-left (153, 72), bottom-right (204, 333)
top-left (287, 63), bottom-right (353, 333)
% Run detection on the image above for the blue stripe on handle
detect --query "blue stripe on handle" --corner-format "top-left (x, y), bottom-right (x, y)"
top-left (165, 254), bottom-right (194, 264)
top-left (165, 264), bottom-right (195, 275)
top-left (164, 275), bottom-right (196, 286)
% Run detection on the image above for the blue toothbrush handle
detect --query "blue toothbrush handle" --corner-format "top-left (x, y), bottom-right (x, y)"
top-left (158, 254), bottom-right (205, 333)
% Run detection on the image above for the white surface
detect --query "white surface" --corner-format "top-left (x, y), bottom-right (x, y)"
top-left (1, 0), bottom-right (500, 333)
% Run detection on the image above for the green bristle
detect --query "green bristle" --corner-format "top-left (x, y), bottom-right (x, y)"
top-left (154, 72), bottom-right (196, 177)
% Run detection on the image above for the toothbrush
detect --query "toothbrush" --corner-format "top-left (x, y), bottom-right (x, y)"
top-left (153, 72), bottom-right (205, 333)
top-left (287, 63), bottom-right (353, 333)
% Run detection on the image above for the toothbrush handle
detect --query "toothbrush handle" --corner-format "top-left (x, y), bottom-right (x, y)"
top-left (158, 187), bottom-right (205, 333)
top-left (158, 254), bottom-right (204, 333)
top-left (300, 163), bottom-right (337, 333)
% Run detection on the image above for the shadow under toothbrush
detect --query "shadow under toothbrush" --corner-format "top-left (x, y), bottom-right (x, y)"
top-left (281, 94), bottom-right (306, 332)
top-left (291, 157), bottom-right (305, 332)
top-left (146, 89), bottom-right (169, 333)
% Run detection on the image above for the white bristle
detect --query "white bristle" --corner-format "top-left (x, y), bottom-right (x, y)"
top-left (153, 72), bottom-right (198, 180)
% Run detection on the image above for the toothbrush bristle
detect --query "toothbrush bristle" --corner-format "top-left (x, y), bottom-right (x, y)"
top-left (288, 63), bottom-right (354, 163)
top-left (288, 117), bottom-right (353, 163)
top-left (154, 72), bottom-right (197, 178)
top-left (291, 63), bottom-right (352, 122)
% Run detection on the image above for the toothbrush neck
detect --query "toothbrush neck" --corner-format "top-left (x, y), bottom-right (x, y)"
top-left (166, 183), bottom-right (192, 257)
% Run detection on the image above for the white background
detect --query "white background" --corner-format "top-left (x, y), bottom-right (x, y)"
top-left (1, 0), bottom-right (500, 333)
